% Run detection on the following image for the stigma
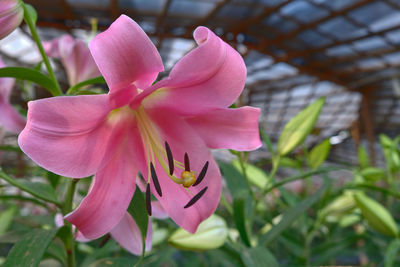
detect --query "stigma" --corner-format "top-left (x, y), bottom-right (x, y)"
top-left (181, 171), bottom-right (196, 188)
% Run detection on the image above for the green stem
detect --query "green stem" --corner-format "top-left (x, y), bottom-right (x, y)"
top-left (62, 179), bottom-right (78, 267)
top-left (236, 152), bottom-right (256, 201)
top-left (263, 166), bottom-right (343, 195)
top-left (268, 156), bottom-right (280, 182)
top-left (22, 2), bottom-right (62, 96)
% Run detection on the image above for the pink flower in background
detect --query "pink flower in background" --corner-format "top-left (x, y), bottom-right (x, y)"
top-left (44, 35), bottom-right (101, 86)
top-left (0, 58), bottom-right (26, 133)
top-left (19, 15), bottom-right (261, 240)
top-left (0, 0), bottom-right (23, 40)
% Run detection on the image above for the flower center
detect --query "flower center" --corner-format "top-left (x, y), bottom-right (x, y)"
top-left (133, 106), bottom-right (210, 213)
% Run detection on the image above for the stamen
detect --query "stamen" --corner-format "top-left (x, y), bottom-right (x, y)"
top-left (184, 153), bottom-right (190, 171)
top-left (150, 162), bottom-right (162, 197)
top-left (184, 186), bottom-right (208, 208)
top-left (165, 141), bottom-right (174, 175)
top-left (146, 184), bottom-right (152, 216)
top-left (192, 161), bottom-right (209, 187)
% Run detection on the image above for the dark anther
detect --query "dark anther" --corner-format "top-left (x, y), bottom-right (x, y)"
top-left (184, 153), bottom-right (190, 171)
top-left (184, 186), bottom-right (208, 208)
top-left (193, 161), bottom-right (209, 187)
top-left (150, 162), bottom-right (162, 197)
top-left (146, 183), bottom-right (152, 216)
top-left (165, 141), bottom-right (174, 175)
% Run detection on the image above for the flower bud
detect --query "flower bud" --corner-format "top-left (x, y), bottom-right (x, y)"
top-left (168, 215), bottom-right (228, 250)
top-left (320, 191), bottom-right (356, 222)
top-left (354, 192), bottom-right (398, 237)
top-left (0, 0), bottom-right (23, 40)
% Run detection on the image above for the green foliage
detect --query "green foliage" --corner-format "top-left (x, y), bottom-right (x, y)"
top-left (127, 186), bottom-right (149, 258)
top-left (241, 247), bottom-right (279, 267)
top-left (307, 139), bottom-right (331, 169)
top-left (24, 4), bottom-right (38, 25)
top-left (66, 76), bottom-right (106, 95)
top-left (261, 182), bottom-right (330, 246)
top-left (277, 97), bottom-right (325, 156)
top-left (232, 160), bottom-right (270, 189)
top-left (354, 192), bottom-right (398, 237)
top-left (233, 198), bottom-right (251, 247)
top-left (358, 145), bottom-right (370, 169)
top-left (3, 228), bottom-right (58, 267)
top-left (0, 67), bottom-right (59, 96)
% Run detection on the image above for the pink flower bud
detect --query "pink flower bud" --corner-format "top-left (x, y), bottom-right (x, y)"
top-left (0, 0), bottom-right (23, 40)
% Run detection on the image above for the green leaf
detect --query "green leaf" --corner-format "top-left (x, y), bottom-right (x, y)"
top-left (127, 186), bottom-right (148, 255)
top-left (279, 156), bottom-right (301, 169)
top-left (384, 239), bottom-right (400, 267)
top-left (24, 4), bottom-right (38, 25)
top-left (0, 206), bottom-right (17, 235)
top-left (359, 167), bottom-right (385, 182)
top-left (307, 139), bottom-right (331, 169)
top-left (380, 134), bottom-right (393, 148)
top-left (358, 145), bottom-right (370, 169)
top-left (277, 97), bottom-right (325, 156)
top-left (168, 214), bottom-right (228, 250)
top-left (0, 67), bottom-right (58, 96)
top-left (3, 228), bottom-right (58, 267)
top-left (89, 258), bottom-right (137, 267)
top-left (0, 170), bottom-right (60, 205)
top-left (219, 162), bottom-right (250, 198)
top-left (354, 192), bottom-right (398, 237)
top-left (46, 171), bottom-right (61, 189)
top-left (260, 182), bottom-right (329, 245)
top-left (233, 198), bottom-right (251, 247)
top-left (232, 160), bottom-right (270, 189)
top-left (319, 190), bottom-right (356, 222)
top-left (66, 76), bottom-right (106, 95)
top-left (241, 247), bottom-right (279, 267)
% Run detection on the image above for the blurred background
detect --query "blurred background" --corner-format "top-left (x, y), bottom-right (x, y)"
top-left (2, 0), bottom-right (399, 169)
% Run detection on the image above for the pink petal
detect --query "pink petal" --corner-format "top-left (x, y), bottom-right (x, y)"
top-left (0, 0), bottom-right (23, 40)
top-left (151, 201), bottom-right (168, 219)
top-left (186, 107), bottom-right (261, 151)
top-left (0, 59), bottom-right (25, 133)
top-left (46, 35), bottom-right (101, 86)
top-left (137, 26), bottom-right (246, 115)
top-left (60, 36), bottom-right (101, 85)
top-left (110, 214), bottom-right (152, 255)
top-left (90, 15), bottom-right (163, 92)
top-left (145, 107), bottom-right (222, 233)
top-left (0, 100), bottom-right (25, 133)
top-left (43, 38), bottom-right (61, 58)
top-left (0, 58), bottom-right (15, 101)
top-left (54, 213), bottom-right (91, 242)
top-left (18, 94), bottom-right (118, 178)
top-left (65, 130), bottom-right (142, 239)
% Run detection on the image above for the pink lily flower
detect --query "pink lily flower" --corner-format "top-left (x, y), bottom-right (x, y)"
top-left (44, 34), bottom-right (101, 86)
top-left (18, 15), bottom-right (261, 239)
top-left (0, 58), bottom-right (26, 133)
top-left (0, 0), bottom-right (23, 40)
